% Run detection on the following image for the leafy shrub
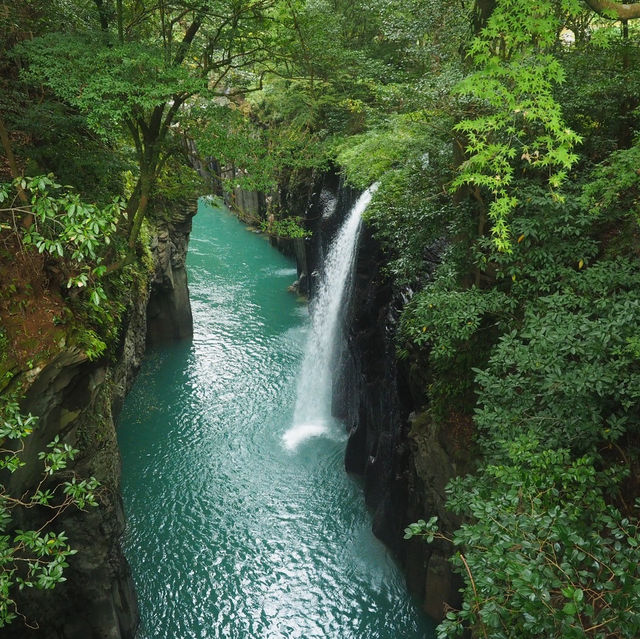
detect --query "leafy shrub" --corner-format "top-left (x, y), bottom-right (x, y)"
top-left (406, 437), bottom-right (640, 639)
top-left (1, 175), bottom-right (121, 307)
top-left (259, 215), bottom-right (311, 239)
top-left (474, 258), bottom-right (640, 453)
top-left (0, 400), bottom-right (99, 627)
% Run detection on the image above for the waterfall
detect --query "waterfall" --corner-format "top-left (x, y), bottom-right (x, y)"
top-left (283, 184), bottom-right (378, 450)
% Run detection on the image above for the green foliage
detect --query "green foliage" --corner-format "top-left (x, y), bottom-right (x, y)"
top-left (361, 166), bottom-right (458, 285)
top-left (334, 122), bottom-right (422, 189)
top-left (582, 141), bottom-right (640, 222)
top-left (0, 399), bottom-right (99, 627)
top-left (400, 286), bottom-right (510, 363)
top-left (392, 6), bottom-right (640, 631)
top-left (223, 0), bottom-right (469, 199)
top-left (475, 258), bottom-right (640, 453)
top-left (398, 173), bottom-right (640, 408)
top-left (15, 0), bottom-right (284, 248)
top-left (152, 161), bottom-right (204, 205)
top-left (453, 0), bottom-right (582, 250)
top-left (0, 329), bottom-right (9, 378)
top-left (1, 175), bottom-right (120, 309)
top-left (399, 275), bottom-right (509, 414)
top-left (408, 437), bottom-right (640, 639)
top-left (194, 103), bottom-right (328, 193)
top-left (20, 36), bottom-right (205, 139)
top-left (0, 174), bottom-right (134, 363)
top-left (6, 100), bottom-right (130, 205)
top-left (260, 215), bottom-right (310, 239)
top-left (19, 176), bottom-right (119, 262)
top-left (478, 184), bottom-right (600, 297)
top-left (559, 40), bottom-right (640, 163)
top-left (402, 168), bottom-right (640, 637)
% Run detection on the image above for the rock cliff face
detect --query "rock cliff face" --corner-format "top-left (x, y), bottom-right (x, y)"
top-left (4, 205), bottom-right (195, 639)
top-left (7, 350), bottom-right (139, 639)
top-left (403, 411), bottom-right (469, 620)
top-left (290, 172), bottom-right (357, 297)
top-left (146, 203), bottom-right (196, 346)
top-left (296, 177), bottom-right (464, 621)
top-left (335, 222), bottom-right (467, 620)
top-left (336, 225), bottom-right (412, 552)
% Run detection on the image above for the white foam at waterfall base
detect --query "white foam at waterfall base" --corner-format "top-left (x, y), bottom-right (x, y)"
top-left (282, 422), bottom-right (330, 450)
top-left (283, 184), bottom-right (379, 451)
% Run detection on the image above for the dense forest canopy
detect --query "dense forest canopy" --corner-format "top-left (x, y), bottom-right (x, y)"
top-left (1, 0), bottom-right (640, 636)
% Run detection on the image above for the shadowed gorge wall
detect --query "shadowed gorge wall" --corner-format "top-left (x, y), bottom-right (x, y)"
top-left (295, 177), bottom-right (464, 621)
top-left (3, 205), bottom-right (195, 639)
top-left (146, 204), bottom-right (196, 346)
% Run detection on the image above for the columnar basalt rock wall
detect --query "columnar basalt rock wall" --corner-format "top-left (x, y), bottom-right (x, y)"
top-left (299, 178), bottom-right (465, 622)
top-left (336, 225), bottom-right (412, 550)
top-left (4, 204), bottom-right (196, 639)
top-left (146, 203), bottom-right (196, 346)
top-left (287, 172), bottom-right (357, 297)
top-left (404, 411), bottom-right (468, 620)
top-left (6, 345), bottom-right (141, 639)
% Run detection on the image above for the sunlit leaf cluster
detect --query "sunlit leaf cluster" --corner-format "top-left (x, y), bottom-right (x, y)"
top-left (0, 400), bottom-right (99, 627)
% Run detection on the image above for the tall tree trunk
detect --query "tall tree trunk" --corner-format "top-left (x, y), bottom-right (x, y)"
top-left (0, 114), bottom-right (32, 228)
top-left (473, 0), bottom-right (497, 34)
top-left (617, 19), bottom-right (635, 148)
top-left (124, 177), bottom-right (142, 224)
top-left (128, 170), bottom-right (153, 250)
top-left (106, 169), bottom-right (152, 272)
top-left (93, 0), bottom-right (109, 31)
top-left (116, 0), bottom-right (124, 42)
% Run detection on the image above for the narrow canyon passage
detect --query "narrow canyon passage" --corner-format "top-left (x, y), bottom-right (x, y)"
top-left (117, 199), bottom-right (434, 639)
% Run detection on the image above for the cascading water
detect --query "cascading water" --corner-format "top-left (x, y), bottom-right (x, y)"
top-left (283, 184), bottom-right (378, 450)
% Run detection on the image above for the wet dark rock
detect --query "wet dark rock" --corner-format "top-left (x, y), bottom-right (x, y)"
top-left (146, 204), bottom-right (196, 346)
top-left (4, 202), bottom-right (198, 638)
top-left (6, 353), bottom-right (139, 639)
top-left (335, 223), bottom-right (412, 556)
top-left (337, 224), bottom-right (466, 621)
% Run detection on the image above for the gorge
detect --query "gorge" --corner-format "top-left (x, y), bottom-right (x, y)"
top-left (117, 197), bottom-right (434, 638)
top-left (3, 1), bottom-right (640, 636)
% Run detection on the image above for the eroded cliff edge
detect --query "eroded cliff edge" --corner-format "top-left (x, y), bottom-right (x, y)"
top-left (4, 205), bottom-right (195, 639)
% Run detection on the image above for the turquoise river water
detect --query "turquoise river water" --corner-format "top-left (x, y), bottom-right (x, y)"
top-left (117, 199), bottom-right (435, 639)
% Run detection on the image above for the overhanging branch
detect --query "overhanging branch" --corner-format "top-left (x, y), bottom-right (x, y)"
top-left (583, 0), bottom-right (640, 20)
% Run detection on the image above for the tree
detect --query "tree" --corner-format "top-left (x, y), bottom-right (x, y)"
top-left (21, 0), bottom-right (282, 257)
top-left (389, 2), bottom-right (640, 637)
top-left (405, 438), bottom-right (640, 639)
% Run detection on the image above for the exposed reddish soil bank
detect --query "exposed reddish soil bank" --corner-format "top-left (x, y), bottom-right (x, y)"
top-left (0, 233), bottom-right (66, 375)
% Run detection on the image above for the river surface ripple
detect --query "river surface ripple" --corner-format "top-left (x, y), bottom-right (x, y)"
top-left (118, 199), bottom-right (435, 639)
